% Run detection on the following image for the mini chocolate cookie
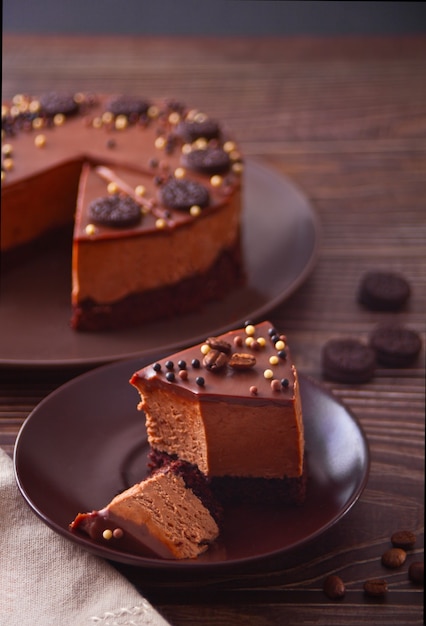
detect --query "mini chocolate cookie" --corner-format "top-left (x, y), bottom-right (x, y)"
top-left (322, 338), bottom-right (376, 383)
top-left (105, 95), bottom-right (150, 118)
top-left (369, 324), bottom-right (422, 367)
top-left (39, 92), bottom-right (79, 117)
top-left (88, 195), bottom-right (141, 228)
top-left (182, 147), bottom-right (231, 175)
top-left (175, 118), bottom-right (221, 143)
top-left (358, 271), bottom-right (411, 311)
top-left (159, 178), bottom-right (210, 211)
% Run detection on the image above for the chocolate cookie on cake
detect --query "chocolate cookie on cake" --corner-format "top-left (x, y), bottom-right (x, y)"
top-left (2, 92), bottom-right (244, 330)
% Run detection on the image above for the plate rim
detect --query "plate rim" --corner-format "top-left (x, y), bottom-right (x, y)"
top-left (14, 358), bottom-right (370, 572)
top-left (1, 159), bottom-right (321, 368)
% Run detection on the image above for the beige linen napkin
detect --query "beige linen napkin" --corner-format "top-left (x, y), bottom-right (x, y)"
top-left (0, 448), bottom-right (170, 626)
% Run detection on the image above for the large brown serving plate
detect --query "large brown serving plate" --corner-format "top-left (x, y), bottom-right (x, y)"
top-left (14, 355), bottom-right (369, 571)
top-left (0, 160), bottom-right (319, 367)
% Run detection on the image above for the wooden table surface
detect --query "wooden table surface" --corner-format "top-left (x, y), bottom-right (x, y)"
top-left (1, 35), bottom-right (425, 625)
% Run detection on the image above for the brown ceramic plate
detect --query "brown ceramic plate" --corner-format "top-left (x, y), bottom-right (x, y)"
top-left (0, 160), bottom-right (319, 367)
top-left (14, 356), bottom-right (369, 571)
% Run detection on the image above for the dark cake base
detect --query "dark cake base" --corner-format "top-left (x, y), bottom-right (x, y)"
top-left (148, 448), bottom-right (307, 508)
top-left (71, 240), bottom-right (245, 331)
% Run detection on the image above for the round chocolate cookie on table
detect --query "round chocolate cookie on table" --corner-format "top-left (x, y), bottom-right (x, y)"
top-left (358, 270), bottom-right (411, 311)
top-left (322, 338), bottom-right (376, 384)
top-left (369, 324), bottom-right (422, 367)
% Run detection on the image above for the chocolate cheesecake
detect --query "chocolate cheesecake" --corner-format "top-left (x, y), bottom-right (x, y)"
top-left (130, 320), bottom-right (306, 504)
top-left (2, 92), bottom-right (244, 330)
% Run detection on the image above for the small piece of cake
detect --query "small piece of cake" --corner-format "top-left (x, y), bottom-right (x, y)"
top-left (130, 320), bottom-right (306, 505)
top-left (70, 461), bottom-right (221, 560)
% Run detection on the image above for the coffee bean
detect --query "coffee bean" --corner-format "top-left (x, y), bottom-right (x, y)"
top-left (205, 337), bottom-right (232, 354)
top-left (381, 547), bottom-right (407, 569)
top-left (363, 579), bottom-right (388, 597)
top-left (228, 352), bottom-right (257, 370)
top-left (323, 575), bottom-right (346, 600)
top-left (391, 530), bottom-right (416, 550)
top-left (203, 349), bottom-right (229, 371)
top-left (408, 561), bottom-right (424, 585)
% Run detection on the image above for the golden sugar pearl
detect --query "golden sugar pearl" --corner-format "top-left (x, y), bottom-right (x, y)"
top-left (155, 217), bottom-right (167, 229)
top-left (12, 94), bottom-right (24, 105)
top-left (210, 175), bottom-right (222, 187)
top-left (53, 113), bottom-right (65, 126)
top-left (155, 136), bottom-right (166, 150)
top-left (245, 324), bottom-right (256, 336)
top-left (174, 167), bottom-right (186, 179)
top-left (2, 157), bottom-right (14, 171)
top-left (168, 111), bottom-right (181, 125)
top-left (232, 161), bottom-right (244, 174)
top-left (229, 150), bottom-right (241, 162)
top-left (102, 529), bottom-right (113, 540)
top-left (193, 138), bottom-right (208, 150)
top-left (92, 116), bottom-right (103, 129)
top-left (102, 111), bottom-right (114, 124)
top-left (85, 224), bottom-right (96, 236)
top-left (29, 99), bottom-right (40, 113)
top-left (34, 134), bottom-right (46, 148)
top-left (275, 340), bottom-right (286, 351)
top-left (182, 143), bottom-right (192, 155)
top-left (257, 336), bottom-right (266, 348)
top-left (115, 115), bottom-right (128, 130)
top-left (32, 117), bottom-right (44, 130)
top-left (2, 143), bottom-right (13, 156)
top-left (245, 336), bottom-right (255, 348)
top-left (73, 92), bottom-right (85, 104)
top-left (18, 100), bottom-right (29, 113)
top-left (263, 369), bottom-right (274, 380)
top-left (147, 105), bottom-right (159, 119)
top-left (186, 109), bottom-right (198, 121)
top-left (223, 140), bottom-right (236, 153)
top-left (200, 343), bottom-right (211, 356)
top-left (135, 184), bottom-right (146, 197)
top-left (189, 205), bottom-right (201, 217)
top-left (10, 105), bottom-right (21, 117)
top-left (194, 111), bottom-right (208, 123)
top-left (269, 355), bottom-right (279, 366)
top-left (107, 182), bottom-right (119, 195)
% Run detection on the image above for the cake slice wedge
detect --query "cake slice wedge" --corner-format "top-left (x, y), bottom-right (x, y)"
top-left (130, 320), bottom-right (306, 505)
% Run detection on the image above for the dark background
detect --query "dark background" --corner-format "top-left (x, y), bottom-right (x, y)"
top-left (3, 0), bottom-right (426, 36)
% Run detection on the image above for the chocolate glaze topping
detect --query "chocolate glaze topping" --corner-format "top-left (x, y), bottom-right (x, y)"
top-left (2, 91), bottom-right (243, 241)
top-left (131, 321), bottom-right (297, 405)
